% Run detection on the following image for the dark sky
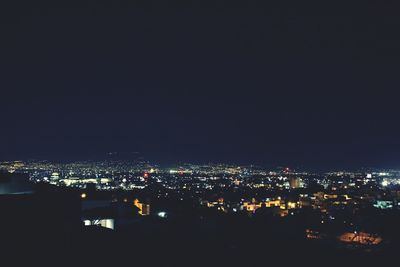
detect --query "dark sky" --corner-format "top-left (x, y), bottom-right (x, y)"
top-left (1, 0), bottom-right (400, 169)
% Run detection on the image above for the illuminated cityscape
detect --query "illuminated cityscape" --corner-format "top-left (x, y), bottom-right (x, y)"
top-left (3, 160), bottom-right (400, 264)
top-left (2, 0), bottom-right (400, 266)
top-left (2, 159), bottom-right (400, 246)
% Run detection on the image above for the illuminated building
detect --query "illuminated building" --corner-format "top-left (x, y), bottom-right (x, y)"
top-left (169, 169), bottom-right (192, 174)
top-left (84, 218), bottom-right (115, 230)
top-left (50, 172), bottom-right (60, 181)
top-left (242, 198), bottom-right (285, 212)
top-left (243, 202), bottom-right (262, 212)
top-left (141, 203), bottom-right (150, 216)
top-left (382, 179), bottom-right (389, 187)
top-left (81, 198), bottom-right (119, 230)
top-left (286, 201), bottom-right (297, 209)
top-left (134, 199), bottom-right (150, 216)
top-left (279, 209), bottom-right (289, 217)
top-left (339, 232), bottom-right (382, 245)
top-left (61, 177), bottom-right (112, 186)
top-left (373, 200), bottom-right (393, 209)
top-left (313, 192), bottom-right (325, 200)
top-left (265, 199), bottom-right (283, 208)
top-left (289, 177), bottom-right (301, 189)
top-left (323, 194), bottom-right (338, 200)
top-left (306, 229), bottom-right (322, 239)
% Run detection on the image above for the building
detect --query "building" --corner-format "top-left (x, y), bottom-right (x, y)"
top-left (289, 177), bottom-right (301, 189)
top-left (339, 232), bottom-right (382, 245)
top-left (81, 199), bottom-right (116, 230)
top-left (134, 198), bottom-right (151, 216)
top-left (373, 200), bottom-right (393, 209)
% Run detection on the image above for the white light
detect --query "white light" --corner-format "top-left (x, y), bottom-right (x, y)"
top-left (158, 211), bottom-right (167, 218)
top-left (122, 178), bottom-right (127, 183)
top-left (382, 180), bottom-right (389, 187)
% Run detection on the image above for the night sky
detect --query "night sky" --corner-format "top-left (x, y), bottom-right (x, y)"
top-left (1, 0), bottom-right (400, 169)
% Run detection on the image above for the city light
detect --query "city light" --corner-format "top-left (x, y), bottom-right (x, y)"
top-left (157, 211), bottom-right (167, 218)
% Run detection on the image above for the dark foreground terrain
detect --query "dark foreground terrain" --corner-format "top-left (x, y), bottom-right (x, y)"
top-left (1, 188), bottom-right (398, 267)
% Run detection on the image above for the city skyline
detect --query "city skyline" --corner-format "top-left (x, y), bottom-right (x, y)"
top-left (1, 147), bottom-right (400, 171)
